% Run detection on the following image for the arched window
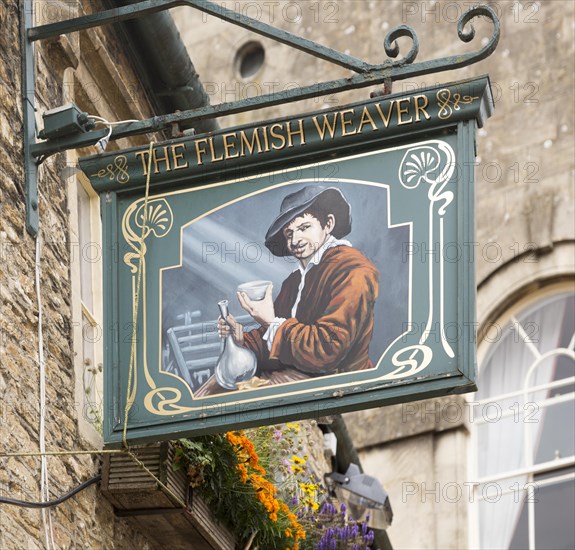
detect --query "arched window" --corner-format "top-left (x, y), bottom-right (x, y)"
top-left (471, 286), bottom-right (575, 549)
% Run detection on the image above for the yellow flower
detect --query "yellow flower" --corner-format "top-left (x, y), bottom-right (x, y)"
top-left (303, 497), bottom-right (319, 511)
top-left (299, 482), bottom-right (318, 495)
top-left (291, 455), bottom-right (306, 465)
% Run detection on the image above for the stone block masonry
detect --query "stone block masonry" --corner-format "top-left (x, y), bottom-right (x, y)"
top-left (0, 1), bottom-right (158, 547)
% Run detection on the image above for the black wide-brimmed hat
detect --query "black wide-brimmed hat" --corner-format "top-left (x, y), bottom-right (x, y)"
top-left (265, 185), bottom-right (352, 257)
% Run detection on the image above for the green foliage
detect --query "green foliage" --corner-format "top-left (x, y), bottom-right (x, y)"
top-left (173, 433), bottom-right (295, 549)
top-left (172, 424), bottom-right (377, 550)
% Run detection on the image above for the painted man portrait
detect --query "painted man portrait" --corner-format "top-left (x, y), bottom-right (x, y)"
top-left (219, 185), bottom-right (380, 377)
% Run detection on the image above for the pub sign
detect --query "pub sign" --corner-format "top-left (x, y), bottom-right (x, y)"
top-left (79, 76), bottom-right (493, 446)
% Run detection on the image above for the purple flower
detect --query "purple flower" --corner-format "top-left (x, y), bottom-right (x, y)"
top-left (292, 496), bottom-right (299, 505)
top-left (361, 521), bottom-right (368, 535)
top-left (340, 502), bottom-right (347, 514)
top-left (351, 524), bottom-right (359, 538)
top-left (273, 430), bottom-right (283, 442)
top-left (330, 539), bottom-right (337, 550)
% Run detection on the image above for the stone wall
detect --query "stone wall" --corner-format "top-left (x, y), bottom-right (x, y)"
top-left (0, 1), bottom-right (159, 547)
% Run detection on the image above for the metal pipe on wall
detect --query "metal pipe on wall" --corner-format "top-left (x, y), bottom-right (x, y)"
top-left (109, 0), bottom-right (219, 135)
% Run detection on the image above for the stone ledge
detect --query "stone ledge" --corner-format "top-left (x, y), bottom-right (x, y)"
top-left (344, 395), bottom-right (468, 449)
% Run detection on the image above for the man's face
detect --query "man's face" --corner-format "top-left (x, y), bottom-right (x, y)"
top-left (282, 213), bottom-right (333, 264)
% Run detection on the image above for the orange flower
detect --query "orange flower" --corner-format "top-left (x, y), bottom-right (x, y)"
top-left (226, 431), bottom-right (306, 540)
top-left (227, 431), bottom-right (266, 475)
top-left (237, 463), bottom-right (249, 483)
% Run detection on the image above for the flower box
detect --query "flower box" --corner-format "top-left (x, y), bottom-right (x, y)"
top-left (101, 442), bottom-right (235, 549)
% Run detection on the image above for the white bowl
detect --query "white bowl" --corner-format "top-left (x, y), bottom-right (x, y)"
top-left (237, 280), bottom-right (272, 301)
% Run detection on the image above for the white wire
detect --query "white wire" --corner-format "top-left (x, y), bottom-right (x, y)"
top-left (35, 231), bottom-right (55, 549)
top-left (87, 114), bottom-right (139, 126)
top-left (87, 115), bottom-right (140, 153)
top-left (29, 0), bottom-right (55, 542)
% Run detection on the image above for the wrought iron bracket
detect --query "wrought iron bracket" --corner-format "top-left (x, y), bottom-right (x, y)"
top-left (21, 0), bottom-right (500, 235)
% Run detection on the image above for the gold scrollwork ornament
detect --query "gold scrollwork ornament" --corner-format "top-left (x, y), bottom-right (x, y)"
top-left (122, 198), bottom-right (174, 273)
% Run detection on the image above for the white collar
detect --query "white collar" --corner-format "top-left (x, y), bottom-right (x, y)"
top-left (296, 235), bottom-right (352, 274)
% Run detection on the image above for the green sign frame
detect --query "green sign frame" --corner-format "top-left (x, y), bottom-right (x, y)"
top-left (79, 76), bottom-right (493, 446)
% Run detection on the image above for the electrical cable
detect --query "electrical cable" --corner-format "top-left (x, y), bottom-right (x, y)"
top-left (88, 115), bottom-right (139, 153)
top-left (35, 230), bottom-right (55, 549)
top-left (0, 475), bottom-right (102, 509)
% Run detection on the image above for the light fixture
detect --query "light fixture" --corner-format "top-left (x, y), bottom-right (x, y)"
top-left (326, 463), bottom-right (393, 530)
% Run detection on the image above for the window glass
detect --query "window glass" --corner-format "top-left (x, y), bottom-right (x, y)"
top-left (507, 469), bottom-right (575, 550)
top-left (531, 399), bottom-right (575, 464)
top-left (77, 183), bottom-right (93, 311)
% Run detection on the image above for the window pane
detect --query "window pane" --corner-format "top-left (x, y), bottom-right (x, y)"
top-left (532, 398), bottom-right (575, 464)
top-left (507, 471), bottom-right (575, 550)
top-left (534, 471), bottom-right (575, 549)
top-left (478, 477), bottom-right (527, 550)
top-left (556, 295), bottom-right (574, 349)
top-left (77, 184), bottom-right (93, 311)
top-left (477, 413), bottom-right (527, 478)
top-left (550, 294), bottom-right (575, 396)
top-left (551, 353), bottom-right (575, 396)
top-left (81, 312), bottom-right (95, 377)
top-left (516, 294), bottom-right (574, 355)
top-left (81, 312), bottom-right (102, 430)
top-left (477, 323), bottom-right (534, 399)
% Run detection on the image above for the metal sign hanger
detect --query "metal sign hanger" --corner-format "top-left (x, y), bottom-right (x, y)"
top-left (22, 0), bottom-right (500, 235)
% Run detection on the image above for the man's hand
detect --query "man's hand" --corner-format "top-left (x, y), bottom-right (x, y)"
top-left (237, 285), bottom-right (275, 327)
top-left (217, 314), bottom-right (244, 345)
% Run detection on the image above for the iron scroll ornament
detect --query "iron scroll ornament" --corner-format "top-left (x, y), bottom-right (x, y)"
top-left (380, 5), bottom-right (499, 71)
top-left (383, 25), bottom-right (420, 67)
